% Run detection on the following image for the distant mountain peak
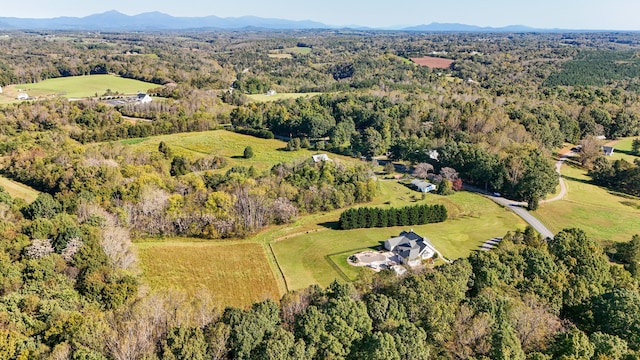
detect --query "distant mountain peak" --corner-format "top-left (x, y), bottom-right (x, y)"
top-left (0, 12), bottom-right (562, 32)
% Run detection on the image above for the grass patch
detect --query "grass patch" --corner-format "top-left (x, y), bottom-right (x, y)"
top-left (605, 137), bottom-right (639, 163)
top-left (1, 74), bottom-right (156, 101)
top-left (268, 53), bottom-right (293, 59)
top-left (288, 46), bottom-right (312, 54)
top-left (120, 129), bottom-right (353, 172)
top-left (247, 92), bottom-right (322, 103)
top-left (119, 137), bottom-right (150, 145)
top-left (136, 240), bottom-right (280, 308)
top-left (328, 250), bottom-right (372, 281)
top-left (535, 165), bottom-right (640, 242)
top-left (271, 182), bottom-right (525, 291)
top-left (0, 175), bottom-right (39, 203)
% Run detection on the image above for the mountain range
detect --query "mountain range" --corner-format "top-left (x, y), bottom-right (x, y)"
top-left (0, 11), bottom-right (592, 32)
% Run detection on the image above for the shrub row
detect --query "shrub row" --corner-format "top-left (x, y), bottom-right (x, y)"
top-left (339, 204), bottom-right (447, 230)
top-left (234, 127), bottom-right (275, 139)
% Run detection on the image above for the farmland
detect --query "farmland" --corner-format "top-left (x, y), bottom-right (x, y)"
top-left (136, 239), bottom-right (281, 308)
top-left (410, 56), bottom-right (455, 68)
top-left (0, 74), bottom-right (156, 102)
top-left (267, 46), bottom-right (312, 59)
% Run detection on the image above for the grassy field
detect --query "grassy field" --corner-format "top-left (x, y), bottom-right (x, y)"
top-left (267, 46), bottom-right (312, 59)
top-left (605, 137), bottom-right (639, 163)
top-left (136, 240), bottom-right (281, 308)
top-left (247, 92), bottom-right (322, 103)
top-left (0, 75), bottom-right (156, 102)
top-left (535, 162), bottom-right (640, 242)
top-left (121, 129), bottom-right (353, 172)
top-left (271, 181), bottom-right (525, 291)
top-left (0, 175), bottom-right (39, 203)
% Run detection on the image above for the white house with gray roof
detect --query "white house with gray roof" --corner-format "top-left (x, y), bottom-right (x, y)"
top-left (411, 179), bottom-right (437, 193)
top-left (384, 230), bottom-right (436, 264)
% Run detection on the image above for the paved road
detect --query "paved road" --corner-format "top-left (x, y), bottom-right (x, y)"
top-left (465, 150), bottom-right (578, 240)
top-left (540, 150), bottom-right (574, 204)
top-left (490, 194), bottom-right (555, 239)
top-left (464, 185), bottom-right (555, 239)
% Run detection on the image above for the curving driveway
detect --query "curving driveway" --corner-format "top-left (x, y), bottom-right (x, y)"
top-left (464, 151), bottom-right (574, 240)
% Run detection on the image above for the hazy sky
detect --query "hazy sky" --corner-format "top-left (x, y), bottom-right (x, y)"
top-left (2, 0), bottom-right (639, 30)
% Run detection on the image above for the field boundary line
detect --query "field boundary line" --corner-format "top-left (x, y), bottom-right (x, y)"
top-left (325, 247), bottom-right (375, 282)
top-left (266, 243), bottom-right (289, 294)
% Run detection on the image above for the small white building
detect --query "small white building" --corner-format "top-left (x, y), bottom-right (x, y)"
top-left (0, 86), bottom-right (3, 94)
top-left (312, 154), bottom-right (331, 163)
top-left (411, 179), bottom-right (437, 193)
top-left (136, 93), bottom-right (152, 103)
top-left (267, 89), bottom-right (277, 96)
top-left (602, 146), bottom-right (615, 156)
top-left (17, 93), bottom-right (29, 100)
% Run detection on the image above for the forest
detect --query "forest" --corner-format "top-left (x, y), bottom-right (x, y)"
top-left (0, 29), bottom-right (639, 359)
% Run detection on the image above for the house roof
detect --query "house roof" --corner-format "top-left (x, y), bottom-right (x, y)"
top-left (312, 154), bottom-right (330, 162)
top-left (137, 93), bottom-right (149, 99)
top-left (602, 146), bottom-right (614, 155)
top-left (385, 230), bottom-right (435, 261)
top-left (411, 179), bottom-right (436, 191)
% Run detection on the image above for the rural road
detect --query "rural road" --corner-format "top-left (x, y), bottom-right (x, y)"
top-left (465, 151), bottom-right (575, 240)
top-left (540, 150), bottom-right (574, 204)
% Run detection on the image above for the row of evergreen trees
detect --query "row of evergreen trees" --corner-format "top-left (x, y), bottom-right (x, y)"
top-left (339, 204), bottom-right (447, 230)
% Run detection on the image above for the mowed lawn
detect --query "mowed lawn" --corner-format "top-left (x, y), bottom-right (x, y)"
top-left (2, 74), bottom-right (156, 100)
top-left (0, 175), bottom-right (39, 203)
top-left (605, 136), bottom-right (640, 163)
top-left (271, 182), bottom-right (525, 291)
top-left (123, 130), bottom-right (354, 172)
top-left (535, 164), bottom-right (640, 242)
top-left (136, 240), bottom-right (281, 308)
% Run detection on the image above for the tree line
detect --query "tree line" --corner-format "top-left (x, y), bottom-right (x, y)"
top-left (339, 204), bottom-right (448, 230)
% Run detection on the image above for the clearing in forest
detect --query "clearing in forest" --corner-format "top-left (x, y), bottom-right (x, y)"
top-left (271, 181), bottom-right (525, 291)
top-left (0, 175), bottom-right (39, 203)
top-left (1, 74), bottom-right (156, 101)
top-left (410, 56), bottom-right (455, 69)
top-left (136, 240), bottom-right (281, 309)
top-left (121, 129), bottom-right (355, 172)
top-left (246, 92), bottom-right (322, 102)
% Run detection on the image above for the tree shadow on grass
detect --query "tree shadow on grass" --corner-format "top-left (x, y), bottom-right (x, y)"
top-left (318, 221), bottom-right (340, 230)
top-left (561, 175), bottom-right (591, 185)
top-left (614, 148), bottom-right (639, 157)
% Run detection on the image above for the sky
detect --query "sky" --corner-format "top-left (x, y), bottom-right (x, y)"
top-left (1, 0), bottom-right (639, 30)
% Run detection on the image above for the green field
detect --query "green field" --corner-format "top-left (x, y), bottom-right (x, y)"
top-left (535, 163), bottom-right (640, 242)
top-left (121, 129), bottom-right (352, 172)
top-left (136, 240), bottom-right (281, 309)
top-left (271, 182), bottom-right (525, 291)
top-left (247, 92), bottom-right (322, 103)
top-left (1, 74), bottom-right (156, 102)
top-left (605, 137), bottom-right (640, 163)
top-left (0, 175), bottom-right (39, 203)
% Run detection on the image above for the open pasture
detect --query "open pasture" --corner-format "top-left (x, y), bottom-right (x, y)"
top-left (535, 164), bottom-right (640, 242)
top-left (1, 74), bottom-right (156, 100)
top-left (410, 56), bottom-right (455, 69)
top-left (136, 240), bottom-right (281, 308)
top-left (121, 129), bottom-right (352, 172)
